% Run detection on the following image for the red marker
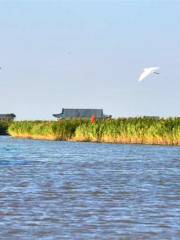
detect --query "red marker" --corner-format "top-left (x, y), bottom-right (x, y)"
top-left (91, 115), bottom-right (96, 124)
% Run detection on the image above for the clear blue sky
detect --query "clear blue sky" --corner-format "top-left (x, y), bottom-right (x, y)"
top-left (0, 0), bottom-right (180, 120)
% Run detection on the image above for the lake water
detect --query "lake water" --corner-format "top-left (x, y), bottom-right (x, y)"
top-left (0, 136), bottom-right (180, 239)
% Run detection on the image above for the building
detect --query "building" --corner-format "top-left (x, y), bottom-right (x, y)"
top-left (0, 113), bottom-right (16, 121)
top-left (142, 116), bottom-right (160, 120)
top-left (53, 108), bottom-right (111, 120)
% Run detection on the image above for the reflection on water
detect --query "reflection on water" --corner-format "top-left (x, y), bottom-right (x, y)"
top-left (0, 136), bottom-right (180, 239)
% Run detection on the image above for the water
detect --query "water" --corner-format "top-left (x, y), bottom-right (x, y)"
top-left (0, 136), bottom-right (180, 239)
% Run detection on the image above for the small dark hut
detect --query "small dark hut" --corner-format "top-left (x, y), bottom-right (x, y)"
top-left (0, 113), bottom-right (16, 121)
top-left (53, 108), bottom-right (111, 120)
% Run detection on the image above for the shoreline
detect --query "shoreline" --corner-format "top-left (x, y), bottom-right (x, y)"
top-left (9, 134), bottom-right (180, 146)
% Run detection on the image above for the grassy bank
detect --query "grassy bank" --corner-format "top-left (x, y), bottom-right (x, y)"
top-left (0, 121), bottom-right (12, 135)
top-left (8, 118), bottom-right (180, 145)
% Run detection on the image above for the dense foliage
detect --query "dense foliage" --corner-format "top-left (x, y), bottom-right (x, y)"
top-left (8, 117), bottom-right (180, 145)
top-left (0, 121), bottom-right (12, 135)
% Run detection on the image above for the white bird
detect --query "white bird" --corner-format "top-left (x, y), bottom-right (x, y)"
top-left (138, 67), bottom-right (160, 82)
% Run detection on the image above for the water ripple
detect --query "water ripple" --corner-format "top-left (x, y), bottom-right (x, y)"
top-left (0, 136), bottom-right (180, 239)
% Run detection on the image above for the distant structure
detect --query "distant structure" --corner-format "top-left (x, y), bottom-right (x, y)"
top-left (142, 116), bottom-right (160, 120)
top-left (0, 113), bottom-right (16, 121)
top-left (53, 108), bottom-right (112, 120)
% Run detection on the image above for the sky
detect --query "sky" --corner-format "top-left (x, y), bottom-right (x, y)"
top-left (0, 0), bottom-right (180, 120)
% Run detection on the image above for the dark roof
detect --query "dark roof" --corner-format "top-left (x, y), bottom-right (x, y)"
top-left (53, 108), bottom-right (111, 119)
top-left (0, 114), bottom-right (16, 119)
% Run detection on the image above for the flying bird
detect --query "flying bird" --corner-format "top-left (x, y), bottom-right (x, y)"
top-left (138, 67), bottom-right (160, 82)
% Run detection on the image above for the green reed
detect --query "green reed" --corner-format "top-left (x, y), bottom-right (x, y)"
top-left (74, 117), bottom-right (180, 145)
top-left (8, 120), bottom-right (85, 140)
top-left (8, 117), bottom-right (180, 145)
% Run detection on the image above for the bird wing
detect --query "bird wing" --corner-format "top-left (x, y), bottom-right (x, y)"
top-left (138, 69), bottom-right (152, 81)
top-left (148, 67), bottom-right (159, 72)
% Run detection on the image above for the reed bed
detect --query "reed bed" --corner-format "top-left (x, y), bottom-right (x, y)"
top-left (75, 117), bottom-right (180, 145)
top-left (8, 118), bottom-right (180, 145)
top-left (8, 120), bottom-right (84, 140)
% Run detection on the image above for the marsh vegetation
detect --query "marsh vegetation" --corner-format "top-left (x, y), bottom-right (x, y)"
top-left (8, 117), bottom-right (180, 145)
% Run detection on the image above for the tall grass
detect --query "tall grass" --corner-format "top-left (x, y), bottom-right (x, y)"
top-left (75, 117), bottom-right (180, 145)
top-left (8, 120), bottom-right (85, 140)
top-left (8, 117), bottom-right (180, 145)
